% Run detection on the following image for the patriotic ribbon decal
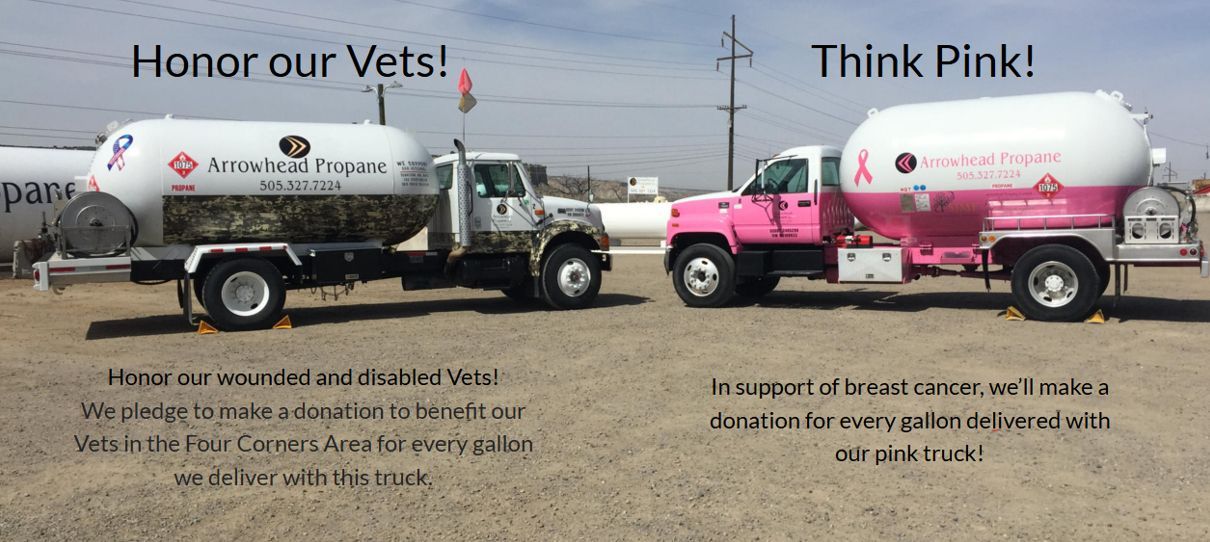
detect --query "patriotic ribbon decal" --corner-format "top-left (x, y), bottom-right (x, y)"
top-left (853, 148), bottom-right (873, 186)
top-left (107, 134), bottom-right (133, 171)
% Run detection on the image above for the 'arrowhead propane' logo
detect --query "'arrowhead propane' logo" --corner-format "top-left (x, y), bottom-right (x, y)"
top-left (895, 152), bottom-right (917, 173)
top-left (279, 135), bottom-right (310, 159)
top-left (1033, 173), bottom-right (1062, 199)
top-left (168, 151), bottom-right (198, 179)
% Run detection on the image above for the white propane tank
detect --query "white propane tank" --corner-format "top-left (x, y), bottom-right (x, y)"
top-left (596, 202), bottom-right (672, 240)
top-left (82, 118), bottom-right (439, 247)
top-left (1, 147), bottom-right (94, 263)
top-left (839, 90), bottom-right (1155, 242)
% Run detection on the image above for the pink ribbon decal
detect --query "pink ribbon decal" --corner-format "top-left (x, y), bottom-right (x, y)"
top-left (853, 148), bottom-right (873, 186)
top-left (107, 134), bottom-right (133, 172)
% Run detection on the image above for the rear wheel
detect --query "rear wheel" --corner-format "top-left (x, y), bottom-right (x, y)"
top-left (1010, 245), bottom-right (1099, 322)
top-left (672, 243), bottom-right (735, 308)
top-left (201, 258), bottom-right (286, 331)
top-left (541, 244), bottom-right (601, 309)
top-left (735, 276), bottom-right (780, 298)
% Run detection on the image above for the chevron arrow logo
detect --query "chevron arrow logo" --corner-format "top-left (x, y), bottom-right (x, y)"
top-left (278, 135), bottom-right (311, 159)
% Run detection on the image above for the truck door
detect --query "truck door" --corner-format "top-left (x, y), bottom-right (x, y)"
top-left (469, 161), bottom-right (538, 236)
top-left (732, 158), bottom-right (819, 244)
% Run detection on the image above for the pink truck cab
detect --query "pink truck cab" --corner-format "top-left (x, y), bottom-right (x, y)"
top-left (665, 145), bottom-right (856, 304)
top-left (664, 91), bottom-right (1208, 322)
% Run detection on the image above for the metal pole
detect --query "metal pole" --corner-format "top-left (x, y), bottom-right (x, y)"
top-left (727, 15), bottom-right (736, 191)
top-left (716, 16), bottom-right (751, 192)
top-left (587, 165), bottom-right (593, 202)
top-left (377, 83), bottom-right (386, 125)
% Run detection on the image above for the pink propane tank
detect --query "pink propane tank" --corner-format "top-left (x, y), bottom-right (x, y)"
top-left (839, 90), bottom-right (1158, 244)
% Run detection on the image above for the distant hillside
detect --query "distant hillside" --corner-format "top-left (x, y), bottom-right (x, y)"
top-left (537, 174), bottom-right (713, 203)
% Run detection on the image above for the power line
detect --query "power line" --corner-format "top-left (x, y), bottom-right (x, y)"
top-left (747, 108), bottom-right (844, 141)
top-left (0, 99), bottom-right (726, 142)
top-left (753, 61), bottom-right (869, 110)
top-left (1151, 131), bottom-right (1207, 148)
top-left (386, 0), bottom-right (712, 48)
top-left (412, 130), bottom-right (720, 140)
top-left (29, 0), bottom-right (705, 76)
top-left (0, 98), bottom-right (227, 119)
top-left (750, 64), bottom-right (867, 115)
top-left (0, 131), bottom-right (93, 141)
top-left (478, 146), bottom-right (723, 159)
top-left (0, 124), bottom-right (99, 134)
top-left (542, 151), bottom-right (724, 168)
top-left (0, 44), bottom-right (722, 109)
top-left (736, 79), bottom-right (860, 126)
top-left (203, 0), bottom-right (715, 71)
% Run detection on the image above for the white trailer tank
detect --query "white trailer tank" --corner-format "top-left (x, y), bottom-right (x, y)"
top-left (83, 118), bottom-right (439, 247)
top-left (839, 90), bottom-right (1159, 243)
top-left (596, 202), bottom-right (672, 240)
top-left (1, 147), bottom-right (93, 264)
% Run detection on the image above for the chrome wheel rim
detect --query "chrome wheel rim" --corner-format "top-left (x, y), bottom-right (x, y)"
top-left (557, 258), bottom-right (590, 298)
top-left (1028, 261), bottom-right (1078, 308)
top-left (221, 271), bottom-right (268, 317)
top-left (683, 257), bottom-right (720, 297)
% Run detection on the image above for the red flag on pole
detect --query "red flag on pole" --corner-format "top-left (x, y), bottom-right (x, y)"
top-left (458, 68), bottom-right (473, 95)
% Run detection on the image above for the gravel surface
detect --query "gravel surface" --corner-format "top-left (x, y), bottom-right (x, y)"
top-left (1, 251), bottom-right (1208, 540)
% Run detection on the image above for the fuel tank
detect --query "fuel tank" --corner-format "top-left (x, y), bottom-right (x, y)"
top-left (839, 90), bottom-right (1158, 243)
top-left (82, 118), bottom-right (439, 246)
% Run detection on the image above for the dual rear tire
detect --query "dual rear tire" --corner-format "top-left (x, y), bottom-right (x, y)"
top-left (1010, 245), bottom-right (1103, 322)
top-left (201, 258), bottom-right (286, 331)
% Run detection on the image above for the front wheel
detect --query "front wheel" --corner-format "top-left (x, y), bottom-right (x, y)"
top-left (541, 244), bottom-right (601, 310)
top-left (672, 243), bottom-right (735, 308)
top-left (201, 258), bottom-right (286, 331)
top-left (1010, 245), bottom-right (1100, 322)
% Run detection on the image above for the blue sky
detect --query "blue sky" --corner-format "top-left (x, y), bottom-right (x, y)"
top-left (1, 0), bottom-right (1207, 189)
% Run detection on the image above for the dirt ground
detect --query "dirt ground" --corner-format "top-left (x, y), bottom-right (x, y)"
top-left (1, 248), bottom-right (1208, 540)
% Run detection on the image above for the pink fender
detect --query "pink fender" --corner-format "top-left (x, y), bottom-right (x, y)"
top-left (667, 195), bottom-right (739, 253)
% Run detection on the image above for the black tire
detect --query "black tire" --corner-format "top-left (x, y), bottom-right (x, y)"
top-left (193, 276), bottom-right (206, 309)
top-left (735, 276), bottom-right (780, 298)
top-left (541, 244), bottom-right (601, 310)
top-left (1097, 262), bottom-right (1111, 297)
top-left (1010, 245), bottom-right (1099, 322)
top-left (672, 243), bottom-right (736, 308)
top-left (201, 258), bottom-right (286, 331)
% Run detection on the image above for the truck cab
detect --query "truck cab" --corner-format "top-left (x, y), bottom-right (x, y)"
top-left (430, 151), bottom-right (612, 306)
top-left (665, 146), bottom-right (853, 306)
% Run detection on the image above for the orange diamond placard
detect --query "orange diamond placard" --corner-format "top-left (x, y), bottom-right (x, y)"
top-left (169, 151), bottom-right (198, 179)
top-left (1034, 173), bottom-right (1062, 199)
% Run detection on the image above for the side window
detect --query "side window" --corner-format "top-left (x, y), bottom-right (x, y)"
top-left (821, 157), bottom-right (840, 187)
top-left (742, 159), bottom-right (808, 195)
top-left (472, 164), bottom-right (524, 198)
top-left (436, 164), bottom-right (453, 190)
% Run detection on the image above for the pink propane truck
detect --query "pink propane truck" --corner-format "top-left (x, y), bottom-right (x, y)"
top-left (665, 90), bottom-right (1208, 321)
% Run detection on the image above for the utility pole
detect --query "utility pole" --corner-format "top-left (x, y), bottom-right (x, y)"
top-left (1163, 163), bottom-right (1177, 185)
top-left (717, 15), bottom-right (752, 191)
top-left (362, 81), bottom-right (402, 125)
